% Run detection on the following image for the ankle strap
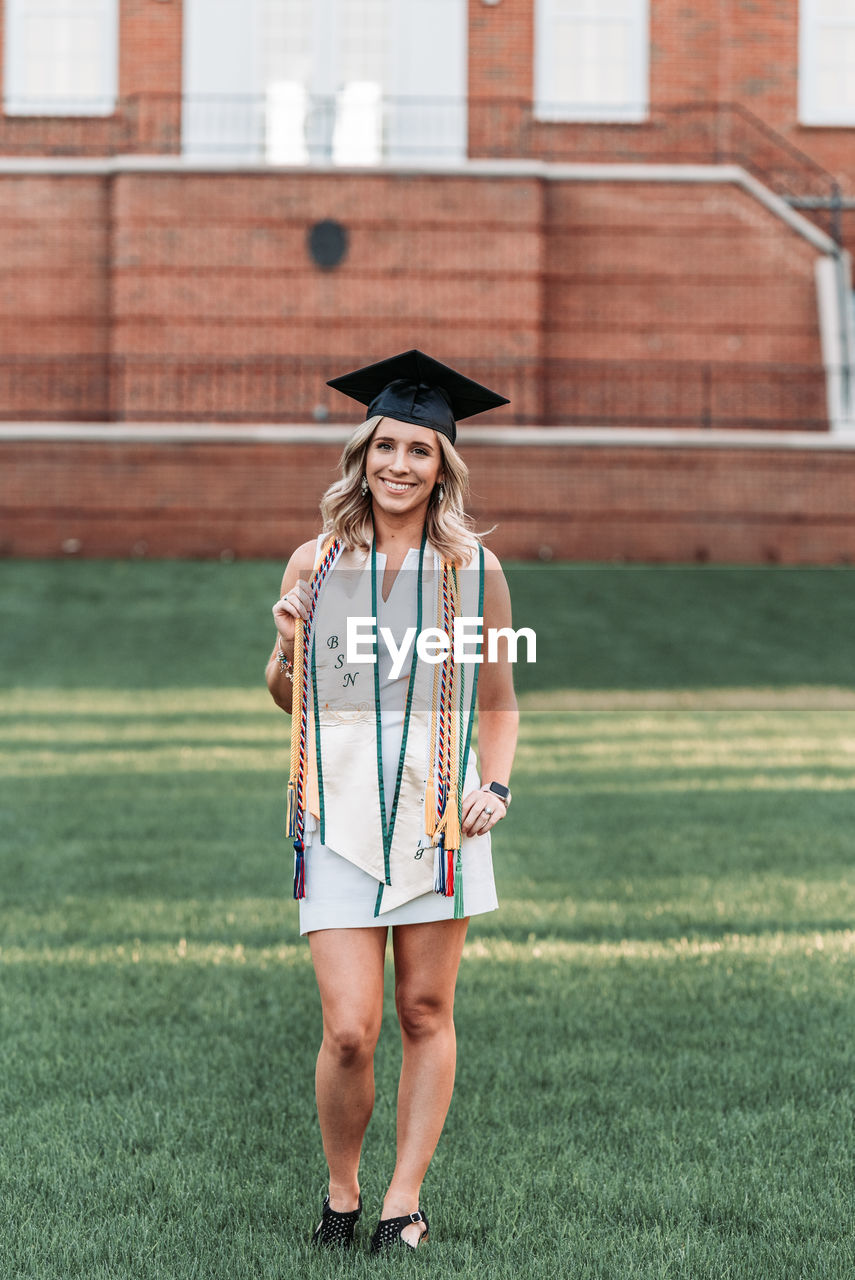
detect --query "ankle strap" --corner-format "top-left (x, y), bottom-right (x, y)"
top-left (322, 1194), bottom-right (363, 1219)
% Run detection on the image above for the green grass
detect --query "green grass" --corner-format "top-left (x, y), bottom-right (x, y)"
top-left (2, 561), bottom-right (855, 1278)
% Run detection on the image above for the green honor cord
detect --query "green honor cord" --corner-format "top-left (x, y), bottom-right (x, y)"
top-left (454, 545), bottom-right (485, 918)
top-left (372, 528), bottom-right (428, 909)
top-left (458, 543), bottom-right (485, 805)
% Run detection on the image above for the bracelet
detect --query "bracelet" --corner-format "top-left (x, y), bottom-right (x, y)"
top-left (277, 640), bottom-right (294, 681)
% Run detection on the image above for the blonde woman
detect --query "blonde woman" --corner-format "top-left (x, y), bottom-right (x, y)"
top-left (266, 351), bottom-right (519, 1252)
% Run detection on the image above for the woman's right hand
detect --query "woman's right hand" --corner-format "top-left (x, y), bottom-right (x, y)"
top-left (272, 578), bottom-right (311, 646)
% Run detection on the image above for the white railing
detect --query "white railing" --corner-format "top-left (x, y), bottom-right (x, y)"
top-left (180, 92), bottom-right (468, 165)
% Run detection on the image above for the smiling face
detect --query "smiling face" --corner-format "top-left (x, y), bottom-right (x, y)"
top-left (364, 417), bottom-right (444, 516)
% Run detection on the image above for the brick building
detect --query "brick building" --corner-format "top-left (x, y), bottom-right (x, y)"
top-left (2, 0), bottom-right (855, 562)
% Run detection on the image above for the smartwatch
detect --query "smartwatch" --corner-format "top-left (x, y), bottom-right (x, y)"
top-left (485, 781), bottom-right (511, 809)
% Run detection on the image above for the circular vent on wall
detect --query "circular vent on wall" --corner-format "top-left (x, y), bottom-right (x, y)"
top-left (307, 220), bottom-right (349, 270)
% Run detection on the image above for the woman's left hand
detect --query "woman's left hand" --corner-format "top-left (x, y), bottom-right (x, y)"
top-left (461, 788), bottom-right (507, 838)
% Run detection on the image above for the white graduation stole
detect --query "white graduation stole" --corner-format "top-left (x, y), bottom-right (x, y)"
top-left (303, 532), bottom-right (483, 915)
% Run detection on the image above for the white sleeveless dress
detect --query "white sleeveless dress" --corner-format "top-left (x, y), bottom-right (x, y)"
top-left (297, 545), bottom-right (499, 935)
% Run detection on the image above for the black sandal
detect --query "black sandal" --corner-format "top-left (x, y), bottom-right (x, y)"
top-left (310, 1193), bottom-right (363, 1248)
top-left (370, 1210), bottom-right (429, 1252)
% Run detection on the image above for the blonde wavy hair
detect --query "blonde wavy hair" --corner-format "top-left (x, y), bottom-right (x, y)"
top-left (319, 416), bottom-right (494, 566)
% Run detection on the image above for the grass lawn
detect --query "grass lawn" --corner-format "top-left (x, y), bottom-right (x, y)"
top-left (1, 560), bottom-right (855, 1279)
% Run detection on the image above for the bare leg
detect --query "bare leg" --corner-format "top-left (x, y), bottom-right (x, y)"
top-left (308, 927), bottom-right (388, 1210)
top-left (381, 917), bottom-right (469, 1244)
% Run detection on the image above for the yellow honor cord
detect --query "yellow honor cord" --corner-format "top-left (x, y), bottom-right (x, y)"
top-left (287, 535), bottom-right (336, 836)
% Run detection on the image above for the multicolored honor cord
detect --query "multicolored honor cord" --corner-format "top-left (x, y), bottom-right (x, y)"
top-left (286, 535), bottom-right (342, 899)
top-left (428, 546), bottom-right (485, 918)
top-left (429, 559), bottom-right (463, 904)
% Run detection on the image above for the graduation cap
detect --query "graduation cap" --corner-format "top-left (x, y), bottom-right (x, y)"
top-left (326, 349), bottom-right (509, 444)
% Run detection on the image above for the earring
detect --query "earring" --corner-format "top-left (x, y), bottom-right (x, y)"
top-left (437, 482), bottom-right (445, 503)
top-left (361, 475), bottom-right (369, 496)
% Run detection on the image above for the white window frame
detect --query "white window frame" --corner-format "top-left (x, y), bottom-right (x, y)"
top-left (534, 0), bottom-right (650, 123)
top-left (4, 0), bottom-right (119, 117)
top-left (799, 0), bottom-right (855, 126)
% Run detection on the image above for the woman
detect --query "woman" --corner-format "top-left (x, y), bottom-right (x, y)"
top-left (265, 351), bottom-right (519, 1252)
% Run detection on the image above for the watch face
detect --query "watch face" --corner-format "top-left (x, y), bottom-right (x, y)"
top-left (489, 782), bottom-right (510, 801)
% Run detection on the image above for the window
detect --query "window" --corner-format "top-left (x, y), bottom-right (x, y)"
top-left (799, 0), bottom-right (855, 125)
top-left (534, 0), bottom-right (649, 123)
top-left (4, 0), bottom-right (119, 116)
top-left (182, 0), bottom-right (467, 164)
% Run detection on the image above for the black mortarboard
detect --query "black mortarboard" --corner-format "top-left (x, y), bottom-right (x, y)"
top-left (326, 349), bottom-right (509, 444)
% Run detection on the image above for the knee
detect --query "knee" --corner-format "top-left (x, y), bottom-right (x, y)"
top-left (396, 991), bottom-right (451, 1041)
top-left (323, 1018), bottom-right (379, 1068)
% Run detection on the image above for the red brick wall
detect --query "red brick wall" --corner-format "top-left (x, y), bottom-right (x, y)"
top-left (119, 0), bottom-right (183, 99)
top-left (4, 436), bottom-right (855, 565)
top-left (118, 0), bottom-right (183, 153)
top-left (0, 166), bottom-right (829, 427)
top-left (468, 0), bottom-right (533, 110)
top-left (0, 175), bottom-right (111, 415)
top-left (541, 180), bottom-right (827, 429)
top-left (110, 169), bottom-right (544, 421)
top-left (543, 180), bottom-right (821, 367)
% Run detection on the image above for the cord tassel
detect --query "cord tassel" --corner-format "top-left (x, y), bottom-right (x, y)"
top-left (286, 780), bottom-right (297, 839)
top-left (441, 792), bottom-right (461, 852)
top-left (433, 833), bottom-right (446, 894)
top-left (453, 847), bottom-right (464, 918)
top-left (293, 839), bottom-right (306, 899)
